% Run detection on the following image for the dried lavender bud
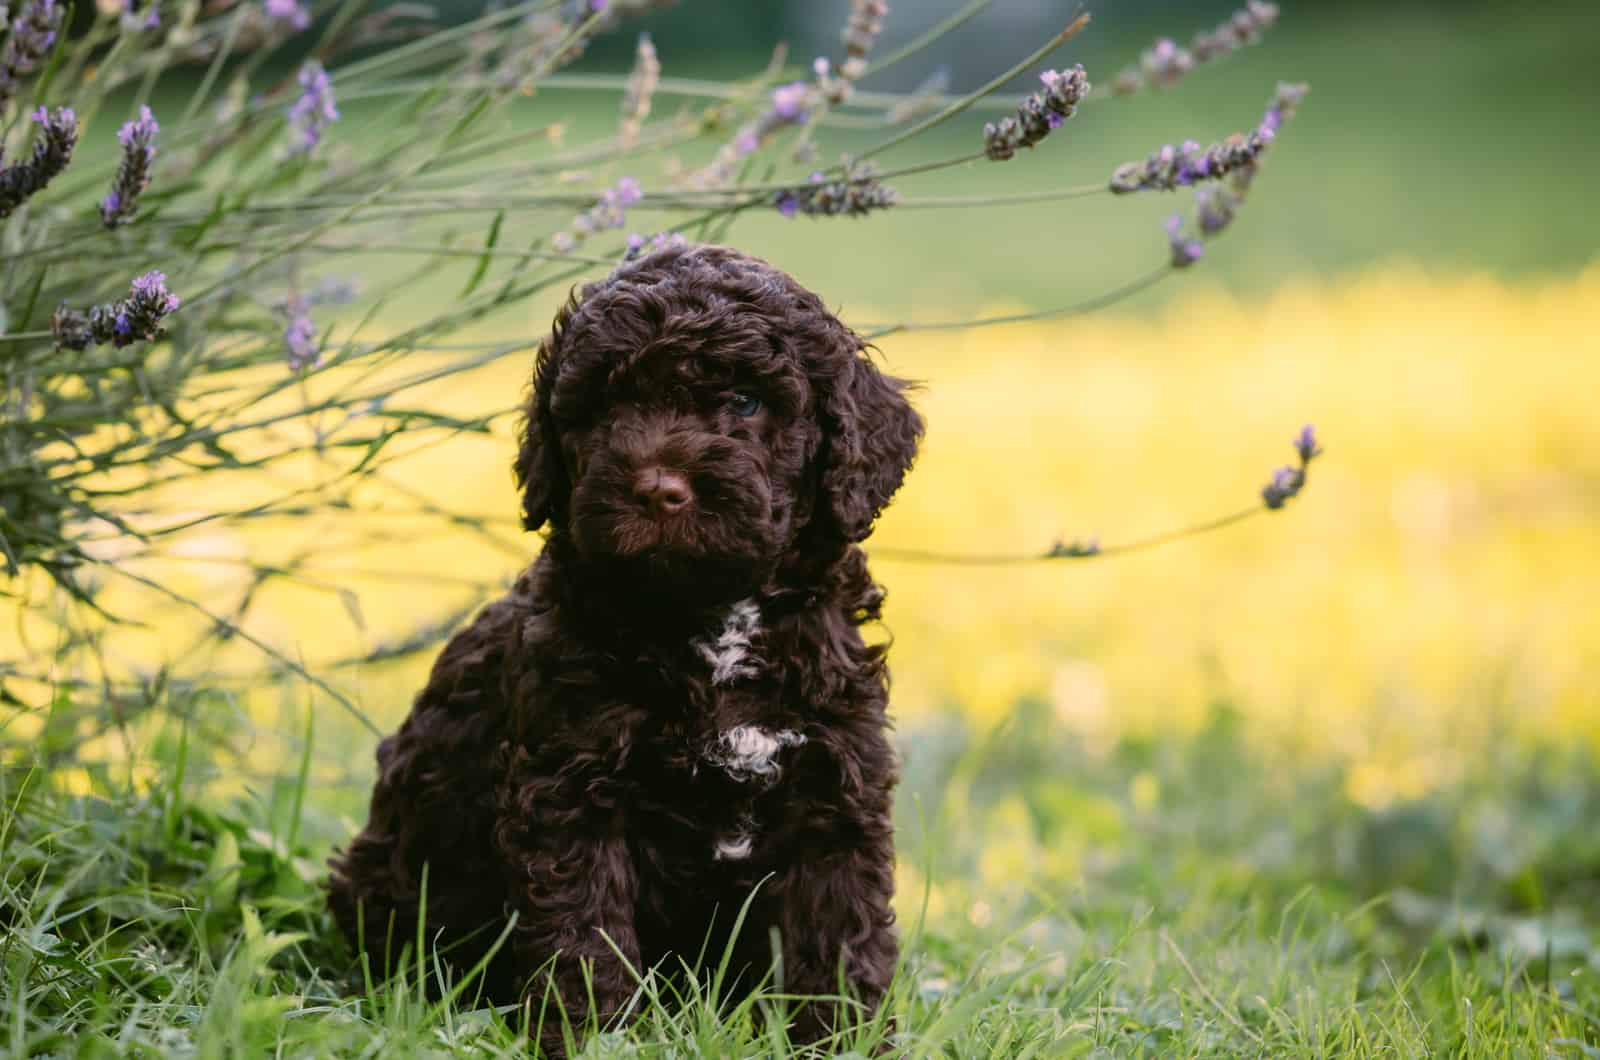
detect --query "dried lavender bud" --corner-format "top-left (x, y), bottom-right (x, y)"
top-left (0, 0), bottom-right (62, 111)
top-left (1114, 2), bottom-right (1279, 96)
top-left (283, 296), bottom-right (320, 371)
top-left (774, 161), bottom-right (895, 218)
top-left (618, 33), bottom-right (659, 148)
top-left (1262, 422), bottom-right (1321, 509)
top-left (100, 105), bottom-right (159, 228)
top-left (0, 106), bottom-right (77, 219)
top-left (286, 61), bottom-right (338, 157)
top-left (51, 270), bottom-right (181, 350)
top-left (1165, 214), bottom-right (1203, 269)
top-left (263, 0), bottom-right (310, 30)
top-left (983, 65), bottom-right (1089, 162)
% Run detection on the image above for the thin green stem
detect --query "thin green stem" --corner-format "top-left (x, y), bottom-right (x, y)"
top-left (859, 265), bottom-right (1170, 339)
top-left (869, 506), bottom-right (1265, 567)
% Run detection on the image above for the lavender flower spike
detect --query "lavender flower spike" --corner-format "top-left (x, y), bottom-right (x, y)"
top-left (0, 0), bottom-right (63, 110)
top-left (0, 106), bottom-right (78, 219)
top-left (286, 61), bottom-right (339, 156)
top-left (773, 161), bottom-right (896, 218)
top-left (52, 270), bottom-right (181, 351)
top-left (984, 64), bottom-right (1089, 162)
top-left (1110, 129), bottom-right (1271, 195)
top-left (101, 105), bottom-right (159, 228)
top-left (283, 296), bottom-right (321, 371)
top-left (1113, 2), bottom-right (1280, 96)
top-left (1261, 423), bottom-right (1323, 509)
top-left (552, 176), bottom-right (644, 253)
top-left (617, 33), bottom-right (659, 148)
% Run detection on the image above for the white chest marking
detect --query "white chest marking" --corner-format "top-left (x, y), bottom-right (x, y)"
top-left (694, 599), bottom-right (762, 686)
top-left (713, 833), bottom-right (754, 861)
top-left (708, 724), bottom-right (807, 782)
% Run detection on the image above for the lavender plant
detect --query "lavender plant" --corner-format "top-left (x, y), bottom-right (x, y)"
top-left (0, 0), bottom-right (1313, 727)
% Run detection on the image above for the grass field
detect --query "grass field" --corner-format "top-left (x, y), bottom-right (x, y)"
top-left (7, 269), bottom-right (1599, 1055)
top-left (5, 0), bottom-right (1600, 1054)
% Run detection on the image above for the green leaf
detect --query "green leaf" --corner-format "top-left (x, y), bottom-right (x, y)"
top-left (461, 209), bottom-right (505, 298)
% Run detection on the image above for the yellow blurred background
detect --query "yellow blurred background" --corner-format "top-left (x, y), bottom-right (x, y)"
top-left (17, 262), bottom-right (1597, 815)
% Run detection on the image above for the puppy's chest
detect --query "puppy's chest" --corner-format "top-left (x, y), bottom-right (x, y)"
top-left (631, 602), bottom-right (814, 864)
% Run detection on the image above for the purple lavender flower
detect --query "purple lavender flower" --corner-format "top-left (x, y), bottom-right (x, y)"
top-left (621, 230), bottom-right (688, 261)
top-left (612, 175), bottom-right (642, 206)
top-left (1113, 2), bottom-right (1280, 96)
top-left (771, 81), bottom-right (809, 122)
top-left (283, 296), bottom-right (321, 371)
top-left (1165, 214), bottom-right (1203, 269)
top-left (1293, 424), bottom-right (1321, 463)
top-left (286, 61), bottom-right (338, 156)
top-left (1261, 421), bottom-right (1322, 509)
top-left (1140, 38), bottom-right (1194, 88)
top-left (263, 0), bottom-right (311, 31)
top-left (0, 0), bottom-right (63, 110)
top-left (983, 64), bottom-right (1089, 161)
top-left (0, 105), bottom-right (78, 219)
top-left (100, 105), bottom-right (159, 228)
top-left (773, 161), bottom-right (895, 218)
top-left (554, 177), bottom-right (644, 253)
top-left (1110, 130), bottom-right (1271, 195)
top-left (1261, 466), bottom-right (1301, 509)
top-left (121, 1), bottom-right (161, 30)
top-left (1194, 186), bottom-right (1238, 236)
top-left (52, 270), bottom-right (180, 351)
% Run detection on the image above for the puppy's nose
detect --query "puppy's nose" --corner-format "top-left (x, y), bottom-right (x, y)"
top-left (634, 467), bottom-right (693, 515)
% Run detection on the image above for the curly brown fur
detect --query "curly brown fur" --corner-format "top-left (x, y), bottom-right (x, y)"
top-left (326, 243), bottom-right (922, 1056)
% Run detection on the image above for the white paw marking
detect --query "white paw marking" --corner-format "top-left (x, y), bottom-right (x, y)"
top-left (694, 599), bottom-right (762, 686)
top-left (708, 724), bottom-right (807, 782)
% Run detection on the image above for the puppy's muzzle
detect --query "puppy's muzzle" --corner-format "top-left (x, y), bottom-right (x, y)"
top-left (633, 466), bottom-right (694, 518)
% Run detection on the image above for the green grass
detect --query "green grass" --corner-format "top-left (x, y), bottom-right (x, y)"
top-left (5, 698), bottom-right (1598, 1057)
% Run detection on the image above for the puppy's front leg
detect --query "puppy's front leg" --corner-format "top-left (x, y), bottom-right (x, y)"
top-left (499, 829), bottom-right (640, 1057)
top-left (494, 757), bottom-right (640, 1058)
top-left (770, 832), bottom-right (899, 1047)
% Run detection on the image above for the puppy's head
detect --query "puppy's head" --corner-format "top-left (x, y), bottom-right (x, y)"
top-left (515, 243), bottom-right (921, 603)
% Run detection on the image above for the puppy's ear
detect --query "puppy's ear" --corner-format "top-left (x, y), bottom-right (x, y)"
top-left (818, 339), bottom-right (924, 543)
top-left (514, 330), bottom-right (571, 533)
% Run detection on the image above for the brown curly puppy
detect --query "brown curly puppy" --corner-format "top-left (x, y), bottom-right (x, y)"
top-left (326, 242), bottom-right (922, 1055)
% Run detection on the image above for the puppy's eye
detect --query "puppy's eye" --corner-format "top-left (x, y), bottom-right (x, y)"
top-left (728, 393), bottom-right (762, 418)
